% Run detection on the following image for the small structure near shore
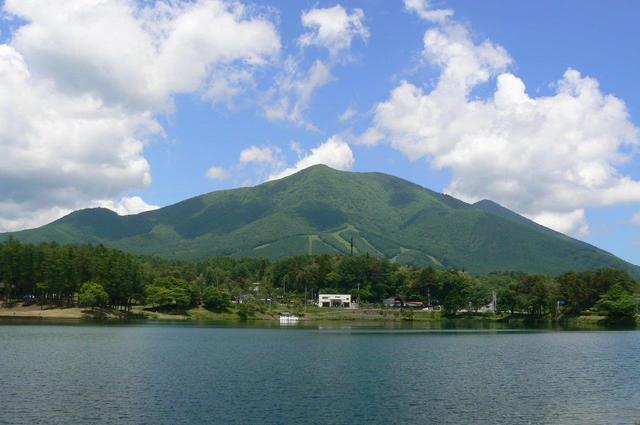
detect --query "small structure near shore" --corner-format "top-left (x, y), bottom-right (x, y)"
top-left (318, 294), bottom-right (351, 308)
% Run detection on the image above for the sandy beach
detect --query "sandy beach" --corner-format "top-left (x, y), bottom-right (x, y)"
top-left (0, 304), bottom-right (87, 319)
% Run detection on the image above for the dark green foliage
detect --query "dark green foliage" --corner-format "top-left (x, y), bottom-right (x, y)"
top-left (202, 286), bottom-right (230, 311)
top-left (56, 208), bottom-right (154, 241)
top-left (2, 165), bottom-right (638, 277)
top-left (0, 239), bottom-right (143, 309)
top-left (79, 281), bottom-right (109, 308)
top-left (439, 271), bottom-right (469, 315)
top-left (295, 202), bottom-right (347, 230)
top-left (175, 199), bottom-right (272, 238)
top-left (0, 240), bottom-right (638, 319)
top-left (146, 276), bottom-right (192, 309)
top-left (237, 297), bottom-right (259, 320)
top-left (595, 284), bottom-right (637, 322)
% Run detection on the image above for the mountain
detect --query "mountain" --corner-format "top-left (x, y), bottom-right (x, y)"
top-left (2, 165), bottom-right (638, 277)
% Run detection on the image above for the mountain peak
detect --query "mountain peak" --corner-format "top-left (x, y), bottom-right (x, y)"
top-left (2, 167), bottom-right (637, 276)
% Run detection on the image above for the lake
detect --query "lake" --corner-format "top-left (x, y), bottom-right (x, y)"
top-left (1, 321), bottom-right (639, 424)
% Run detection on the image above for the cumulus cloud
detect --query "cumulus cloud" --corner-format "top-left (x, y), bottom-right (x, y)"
top-left (92, 196), bottom-right (159, 216)
top-left (365, 18), bottom-right (640, 236)
top-left (404, 0), bottom-right (454, 23)
top-left (269, 136), bottom-right (355, 180)
top-left (0, 44), bottom-right (157, 230)
top-left (239, 145), bottom-right (282, 166)
top-left (264, 4), bottom-right (368, 128)
top-left (299, 5), bottom-right (369, 58)
top-left (0, 0), bottom-right (280, 231)
top-left (205, 167), bottom-right (230, 180)
top-left (6, 0), bottom-right (280, 110)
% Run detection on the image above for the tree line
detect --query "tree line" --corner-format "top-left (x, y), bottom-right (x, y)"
top-left (0, 239), bottom-right (638, 320)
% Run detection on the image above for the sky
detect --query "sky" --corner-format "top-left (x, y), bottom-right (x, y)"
top-left (1, 0), bottom-right (639, 264)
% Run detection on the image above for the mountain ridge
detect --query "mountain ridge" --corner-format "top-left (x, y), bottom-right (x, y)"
top-left (2, 164), bottom-right (638, 277)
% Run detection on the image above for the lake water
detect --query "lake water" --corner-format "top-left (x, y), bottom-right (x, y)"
top-left (1, 321), bottom-right (639, 425)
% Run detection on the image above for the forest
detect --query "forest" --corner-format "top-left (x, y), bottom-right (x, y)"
top-left (0, 239), bottom-right (638, 321)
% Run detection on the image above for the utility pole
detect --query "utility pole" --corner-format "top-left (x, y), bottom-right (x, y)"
top-left (350, 237), bottom-right (354, 256)
top-left (283, 276), bottom-right (287, 305)
top-left (492, 290), bottom-right (497, 312)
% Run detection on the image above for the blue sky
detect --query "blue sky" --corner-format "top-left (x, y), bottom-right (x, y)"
top-left (1, 0), bottom-right (639, 264)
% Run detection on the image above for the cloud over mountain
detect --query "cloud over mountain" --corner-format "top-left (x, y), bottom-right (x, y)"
top-left (269, 136), bottom-right (354, 180)
top-left (364, 3), bottom-right (640, 235)
top-left (0, 0), bottom-right (281, 231)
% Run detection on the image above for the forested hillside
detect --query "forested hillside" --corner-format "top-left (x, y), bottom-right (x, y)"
top-left (1, 240), bottom-right (638, 320)
top-left (2, 165), bottom-right (639, 277)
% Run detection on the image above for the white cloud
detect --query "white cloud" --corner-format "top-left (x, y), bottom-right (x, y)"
top-left (239, 146), bottom-right (282, 165)
top-left (264, 59), bottom-right (333, 129)
top-left (0, 195), bottom-right (159, 232)
top-left (92, 196), bottom-right (159, 216)
top-left (357, 128), bottom-right (385, 146)
top-left (299, 5), bottom-right (369, 58)
top-left (6, 0), bottom-right (280, 110)
top-left (404, 0), bottom-right (454, 23)
top-left (366, 19), bottom-right (640, 236)
top-left (203, 68), bottom-right (255, 107)
top-left (0, 0), bottom-right (281, 231)
top-left (205, 166), bottom-right (230, 180)
top-left (264, 5), bottom-right (368, 128)
top-left (532, 210), bottom-right (589, 236)
top-left (0, 203), bottom-right (74, 233)
top-left (338, 105), bottom-right (356, 121)
top-left (269, 136), bottom-right (355, 180)
top-left (0, 44), bottom-right (157, 229)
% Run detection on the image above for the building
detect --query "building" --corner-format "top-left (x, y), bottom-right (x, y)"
top-left (383, 296), bottom-right (404, 308)
top-left (318, 294), bottom-right (351, 308)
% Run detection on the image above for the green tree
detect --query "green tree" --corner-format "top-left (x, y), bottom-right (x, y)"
top-left (439, 271), bottom-right (468, 315)
top-left (237, 297), bottom-right (258, 320)
top-left (146, 276), bottom-right (192, 309)
top-left (79, 281), bottom-right (109, 309)
top-left (202, 286), bottom-right (230, 311)
top-left (595, 284), bottom-right (637, 322)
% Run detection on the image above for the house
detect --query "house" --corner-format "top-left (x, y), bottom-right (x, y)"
top-left (383, 296), bottom-right (404, 308)
top-left (318, 294), bottom-right (351, 308)
top-left (382, 297), bottom-right (423, 308)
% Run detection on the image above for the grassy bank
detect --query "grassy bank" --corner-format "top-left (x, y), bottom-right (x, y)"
top-left (2, 303), bottom-right (637, 329)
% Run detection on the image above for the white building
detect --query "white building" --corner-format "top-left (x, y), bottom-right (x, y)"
top-left (318, 294), bottom-right (351, 308)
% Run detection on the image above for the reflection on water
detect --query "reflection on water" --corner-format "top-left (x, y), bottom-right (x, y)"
top-left (1, 322), bottom-right (639, 424)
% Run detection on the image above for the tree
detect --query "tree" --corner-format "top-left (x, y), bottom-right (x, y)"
top-left (237, 297), bottom-right (259, 320)
top-left (595, 284), bottom-right (637, 322)
top-left (146, 276), bottom-right (193, 309)
top-left (411, 266), bottom-right (438, 301)
top-left (439, 271), bottom-right (468, 315)
top-left (202, 286), bottom-right (230, 311)
top-left (79, 281), bottom-right (109, 309)
top-left (497, 283), bottom-right (519, 313)
top-left (517, 275), bottom-right (557, 317)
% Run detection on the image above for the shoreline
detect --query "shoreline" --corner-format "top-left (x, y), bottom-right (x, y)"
top-left (1, 304), bottom-right (637, 329)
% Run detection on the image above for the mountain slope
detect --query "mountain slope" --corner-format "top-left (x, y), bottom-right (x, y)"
top-left (2, 165), bottom-right (638, 277)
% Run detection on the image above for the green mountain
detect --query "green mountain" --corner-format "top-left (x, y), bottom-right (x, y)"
top-left (2, 164), bottom-right (638, 276)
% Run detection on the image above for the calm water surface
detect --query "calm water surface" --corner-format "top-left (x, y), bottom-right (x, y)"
top-left (1, 321), bottom-right (639, 425)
